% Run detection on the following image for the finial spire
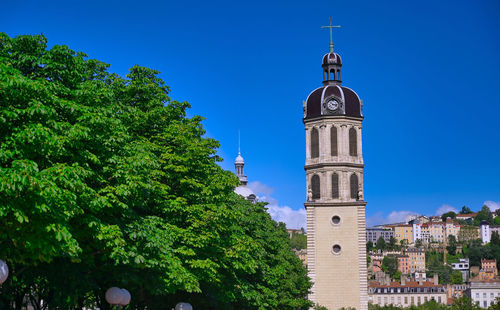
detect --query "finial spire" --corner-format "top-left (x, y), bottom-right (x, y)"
top-left (238, 130), bottom-right (241, 155)
top-left (321, 17), bottom-right (341, 53)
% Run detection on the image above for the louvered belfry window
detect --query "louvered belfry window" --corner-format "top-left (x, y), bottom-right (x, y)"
top-left (350, 173), bottom-right (359, 199)
top-left (349, 127), bottom-right (357, 156)
top-left (311, 127), bottom-right (319, 158)
top-left (331, 126), bottom-right (338, 156)
top-left (332, 173), bottom-right (339, 198)
top-left (311, 174), bottom-right (320, 199)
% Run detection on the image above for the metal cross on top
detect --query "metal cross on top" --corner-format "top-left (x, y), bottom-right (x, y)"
top-left (321, 17), bottom-right (341, 53)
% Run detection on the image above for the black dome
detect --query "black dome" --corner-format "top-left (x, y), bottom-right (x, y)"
top-left (305, 84), bottom-right (362, 119)
top-left (322, 52), bottom-right (342, 66)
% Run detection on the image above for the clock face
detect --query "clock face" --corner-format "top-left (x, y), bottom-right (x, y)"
top-left (327, 99), bottom-right (339, 111)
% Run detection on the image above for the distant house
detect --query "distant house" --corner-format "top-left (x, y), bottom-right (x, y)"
top-left (394, 225), bottom-right (414, 244)
top-left (451, 258), bottom-right (470, 282)
top-left (479, 259), bottom-right (498, 281)
top-left (368, 275), bottom-right (446, 307)
top-left (406, 247), bottom-right (426, 273)
top-left (397, 255), bottom-right (409, 274)
top-left (367, 227), bottom-right (394, 244)
top-left (466, 280), bottom-right (500, 308)
top-left (456, 213), bottom-right (478, 224)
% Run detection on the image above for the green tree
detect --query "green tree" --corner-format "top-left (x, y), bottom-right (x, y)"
top-left (415, 239), bottom-right (423, 248)
top-left (441, 211), bottom-right (457, 222)
top-left (460, 206), bottom-right (473, 214)
top-left (447, 235), bottom-right (458, 256)
top-left (451, 270), bottom-right (463, 284)
top-left (367, 241), bottom-right (374, 251)
top-left (290, 231), bottom-right (307, 250)
top-left (388, 237), bottom-right (399, 251)
top-left (382, 255), bottom-right (398, 278)
top-left (0, 33), bottom-right (312, 310)
top-left (473, 205), bottom-right (494, 226)
top-left (450, 296), bottom-right (481, 310)
top-left (376, 236), bottom-right (386, 251)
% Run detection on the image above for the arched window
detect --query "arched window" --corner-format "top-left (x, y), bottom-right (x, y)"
top-left (311, 174), bottom-right (320, 199)
top-left (350, 173), bottom-right (359, 199)
top-left (349, 127), bottom-right (357, 156)
top-left (311, 127), bottom-right (319, 158)
top-left (332, 173), bottom-right (339, 199)
top-left (330, 126), bottom-right (337, 156)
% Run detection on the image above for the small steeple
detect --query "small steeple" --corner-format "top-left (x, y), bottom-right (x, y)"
top-left (234, 131), bottom-right (247, 185)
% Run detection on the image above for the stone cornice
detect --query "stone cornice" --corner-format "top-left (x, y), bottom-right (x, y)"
top-left (304, 162), bottom-right (365, 170)
top-left (303, 115), bottom-right (364, 124)
top-left (304, 201), bottom-right (367, 207)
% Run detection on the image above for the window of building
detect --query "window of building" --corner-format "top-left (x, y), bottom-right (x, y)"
top-left (350, 173), bottom-right (358, 199)
top-left (311, 127), bottom-right (319, 158)
top-left (332, 173), bottom-right (339, 198)
top-left (311, 174), bottom-right (320, 199)
top-left (438, 296), bottom-right (442, 303)
top-left (411, 297), bottom-right (414, 304)
top-left (349, 127), bottom-right (357, 156)
top-left (330, 126), bottom-right (337, 156)
top-left (404, 297), bottom-right (408, 304)
top-left (484, 301), bottom-right (487, 308)
top-left (476, 293), bottom-right (479, 298)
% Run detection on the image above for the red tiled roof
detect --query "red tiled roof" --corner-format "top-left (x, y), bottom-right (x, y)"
top-left (369, 281), bottom-right (444, 289)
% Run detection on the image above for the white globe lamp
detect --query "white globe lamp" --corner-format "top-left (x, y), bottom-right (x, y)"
top-left (0, 260), bottom-right (8, 285)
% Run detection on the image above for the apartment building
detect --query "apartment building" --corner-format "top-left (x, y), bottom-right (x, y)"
top-left (397, 255), bottom-right (409, 274)
top-left (394, 225), bottom-right (414, 244)
top-left (407, 247), bottom-right (426, 273)
top-left (466, 280), bottom-right (500, 308)
top-left (367, 227), bottom-right (394, 244)
top-left (368, 275), bottom-right (446, 307)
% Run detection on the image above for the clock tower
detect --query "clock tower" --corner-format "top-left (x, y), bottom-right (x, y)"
top-left (303, 21), bottom-right (367, 310)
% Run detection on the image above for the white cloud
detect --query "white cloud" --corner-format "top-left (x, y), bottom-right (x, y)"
top-left (366, 210), bottom-right (417, 227)
top-left (435, 204), bottom-right (459, 215)
top-left (248, 181), bottom-right (306, 230)
top-left (248, 181), bottom-right (274, 196)
top-left (484, 201), bottom-right (500, 212)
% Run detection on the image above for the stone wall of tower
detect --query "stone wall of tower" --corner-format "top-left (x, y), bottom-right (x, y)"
top-left (305, 116), bottom-right (367, 310)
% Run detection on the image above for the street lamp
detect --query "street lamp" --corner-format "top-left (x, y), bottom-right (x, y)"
top-left (0, 260), bottom-right (8, 285)
top-left (105, 287), bottom-right (131, 309)
top-left (175, 302), bottom-right (193, 310)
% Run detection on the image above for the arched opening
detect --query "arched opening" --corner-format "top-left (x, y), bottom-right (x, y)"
top-left (350, 173), bottom-right (359, 199)
top-left (332, 173), bottom-right (339, 199)
top-left (330, 69), bottom-right (336, 80)
top-left (330, 126), bottom-right (337, 156)
top-left (311, 174), bottom-right (320, 199)
top-left (349, 127), bottom-right (357, 156)
top-left (311, 127), bottom-right (319, 158)
top-left (337, 69), bottom-right (341, 81)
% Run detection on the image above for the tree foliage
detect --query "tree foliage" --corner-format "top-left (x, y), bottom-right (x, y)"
top-left (381, 255), bottom-right (398, 278)
top-left (376, 237), bottom-right (386, 251)
top-left (460, 206), bottom-right (473, 214)
top-left (0, 33), bottom-right (311, 309)
top-left (290, 230), bottom-right (307, 250)
top-left (441, 211), bottom-right (456, 222)
top-left (473, 205), bottom-right (493, 226)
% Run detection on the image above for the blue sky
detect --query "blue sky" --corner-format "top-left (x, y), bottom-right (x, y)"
top-left (3, 0), bottom-right (499, 228)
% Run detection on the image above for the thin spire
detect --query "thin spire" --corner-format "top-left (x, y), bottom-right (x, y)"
top-left (321, 17), bottom-right (341, 53)
top-left (238, 130), bottom-right (241, 155)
